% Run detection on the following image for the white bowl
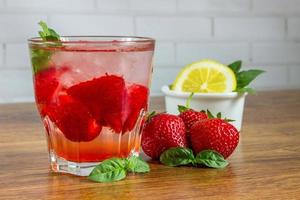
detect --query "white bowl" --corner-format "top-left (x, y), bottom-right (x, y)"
top-left (161, 86), bottom-right (247, 131)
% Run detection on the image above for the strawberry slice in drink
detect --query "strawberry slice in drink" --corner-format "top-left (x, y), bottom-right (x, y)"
top-left (123, 84), bottom-right (149, 133)
top-left (46, 95), bottom-right (102, 142)
top-left (34, 67), bottom-right (68, 115)
top-left (67, 74), bottom-right (127, 133)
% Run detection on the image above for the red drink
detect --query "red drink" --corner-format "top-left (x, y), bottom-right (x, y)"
top-left (28, 36), bottom-right (155, 175)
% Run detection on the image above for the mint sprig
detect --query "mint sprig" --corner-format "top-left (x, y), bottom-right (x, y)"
top-left (228, 60), bottom-right (265, 94)
top-left (160, 147), bottom-right (228, 169)
top-left (30, 21), bottom-right (61, 74)
top-left (88, 156), bottom-right (150, 183)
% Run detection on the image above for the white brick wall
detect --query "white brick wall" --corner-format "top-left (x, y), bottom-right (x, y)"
top-left (214, 18), bottom-right (285, 40)
top-left (177, 0), bottom-right (251, 12)
top-left (288, 18), bottom-right (300, 39)
top-left (136, 17), bottom-right (211, 41)
top-left (0, 0), bottom-right (299, 103)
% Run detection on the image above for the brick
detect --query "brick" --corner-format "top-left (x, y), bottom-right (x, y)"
top-left (289, 66), bottom-right (300, 88)
top-left (7, 0), bottom-right (95, 10)
top-left (214, 18), bottom-right (285, 40)
top-left (253, 0), bottom-right (300, 13)
top-left (154, 42), bottom-right (176, 66)
top-left (50, 15), bottom-right (134, 36)
top-left (244, 65), bottom-right (288, 89)
top-left (136, 17), bottom-right (211, 41)
top-left (176, 42), bottom-right (249, 66)
top-left (96, 0), bottom-right (176, 12)
top-left (0, 44), bottom-right (3, 66)
top-left (252, 43), bottom-right (300, 64)
top-left (96, 0), bottom-right (129, 11)
top-left (0, 69), bottom-right (34, 102)
top-left (129, 0), bottom-right (176, 12)
top-left (288, 18), bottom-right (300, 39)
top-left (0, 15), bottom-right (47, 42)
top-left (151, 67), bottom-right (181, 95)
top-left (178, 0), bottom-right (250, 12)
top-left (6, 43), bottom-right (31, 67)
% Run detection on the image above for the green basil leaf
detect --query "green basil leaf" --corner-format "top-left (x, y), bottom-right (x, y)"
top-left (236, 69), bottom-right (265, 89)
top-left (160, 147), bottom-right (195, 167)
top-left (126, 156), bottom-right (150, 173)
top-left (88, 158), bottom-right (127, 182)
top-left (228, 60), bottom-right (242, 74)
top-left (195, 150), bottom-right (228, 169)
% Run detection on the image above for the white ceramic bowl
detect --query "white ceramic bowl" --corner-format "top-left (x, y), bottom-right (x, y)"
top-left (161, 85), bottom-right (247, 131)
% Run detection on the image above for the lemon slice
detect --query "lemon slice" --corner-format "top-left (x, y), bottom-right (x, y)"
top-left (172, 59), bottom-right (236, 93)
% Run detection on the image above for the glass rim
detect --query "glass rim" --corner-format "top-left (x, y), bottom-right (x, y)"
top-left (28, 35), bottom-right (155, 45)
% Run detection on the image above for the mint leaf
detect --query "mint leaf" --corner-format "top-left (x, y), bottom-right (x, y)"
top-left (228, 60), bottom-right (242, 74)
top-left (88, 158), bottom-right (127, 182)
top-left (30, 48), bottom-right (52, 74)
top-left (31, 21), bottom-right (61, 74)
top-left (195, 150), bottom-right (228, 169)
top-left (38, 21), bottom-right (60, 41)
top-left (236, 69), bottom-right (265, 89)
top-left (160, 147), bottom-right (195, 167)
top-left (126, 156), bottom-right (150, 173)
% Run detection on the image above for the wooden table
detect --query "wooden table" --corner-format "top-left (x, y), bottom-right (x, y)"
top-left (0, 91), bottom-right (300, 200)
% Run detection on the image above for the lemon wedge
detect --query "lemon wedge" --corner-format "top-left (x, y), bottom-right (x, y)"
top-left (172, 59), bottom-right (236, 93)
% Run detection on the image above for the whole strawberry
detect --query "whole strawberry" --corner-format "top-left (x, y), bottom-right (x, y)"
top-left (190, 118), bottom-right (239, 158)
top-left (141, 113), bottom-right (187, 159)
top-left (179, 108), bottom-right (208, 131)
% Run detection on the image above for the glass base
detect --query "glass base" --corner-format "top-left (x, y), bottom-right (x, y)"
top-left (49, 150), bottom-right (139, 176)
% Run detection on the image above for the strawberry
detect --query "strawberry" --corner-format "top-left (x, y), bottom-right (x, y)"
top-left (67, 74), bottom-right (126, 133)
top-left (179, 109), bottom-right (208, 132)
top-left (141, 113), bottom-right (187, 159)
top-left (123, 84), bottom-right (149, 133)
top-left (34, 67), bottom-right (67, 105)
top-left (46, 95), bottom-right (102, 142)
top-left (190, 118), bottom-right (239, 158)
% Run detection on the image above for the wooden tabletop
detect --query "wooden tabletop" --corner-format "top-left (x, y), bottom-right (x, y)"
top-left (0, 91), bottom-right (300, 200)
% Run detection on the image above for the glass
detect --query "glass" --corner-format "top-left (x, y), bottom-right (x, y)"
top-left (28, 36), bottom-right (155, 176)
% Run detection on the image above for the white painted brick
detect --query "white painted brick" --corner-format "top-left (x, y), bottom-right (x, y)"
top-left (151, 67), bottom-right (181, 95)
top-left (136, 17), bottom-right (211, 41)
top-left (0, 44), bottom-right (3, 66)
top-left (0, 69), bottom-right (34, 102)
top-left (253, 0), bottom-right (300, 13)
top-left (6, 43), bottom-right (31, 67)
top-left (176, 43), bottom-right (249, 66)
top-left (252, 43), bottom-right (300, 64)
top-left (0, 15), bottom-right (47, 42)
top-left (96, 0), bottom-right (176, 12)
top-left (244, 66), bottom-right (289, 89)
top-left (154, 42), bottom-right (176, 66)
top-left (215, 18), bottom-right (285, 40)
top-left (178, 0), bottom-right (250, 12)
top-left (7, 0), bottom-right (95, 10)
top-left (129, 0), bottom-right (176, 12)
top-left (50, 15), bottom-right (134, 36)
top-left (288, 18), bottom-right (300, 39)
top-left (96, 0), bottom-right (129, 11)
top-left (289, 66), bottom-right (300, 87)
